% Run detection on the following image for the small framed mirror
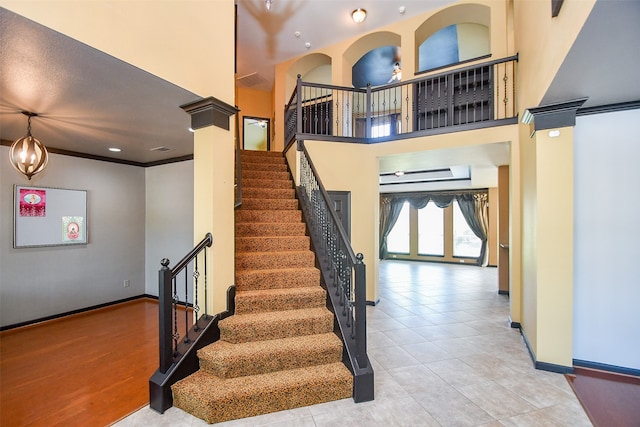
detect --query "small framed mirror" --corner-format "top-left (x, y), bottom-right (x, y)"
top-left (243, 116), bottom-right (270, 151)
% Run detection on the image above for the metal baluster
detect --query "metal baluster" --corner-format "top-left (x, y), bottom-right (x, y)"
top-left (183, 270), bottom-right (190, 344)
top-left (204, 244), bottom-right (209, 318)
top-left (193, 256), bottom-right (200, 332)
top-left (172, 277), bottom-right (179, 357)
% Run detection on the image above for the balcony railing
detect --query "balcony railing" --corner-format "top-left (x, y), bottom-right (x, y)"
top-left (285, 54), bottom-right (518, 147)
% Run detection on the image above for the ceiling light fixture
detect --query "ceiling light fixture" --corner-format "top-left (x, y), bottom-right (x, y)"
top-left (108, 147), bottom-right (122, 152)
top-left (9, 111), bottom-right (49, 181)
top-left (265, 0), bottom-right (273, 11)
top-left (352, 8), bottom-right (367, 23)
top-left (394, 171), bottom-right (405, 177)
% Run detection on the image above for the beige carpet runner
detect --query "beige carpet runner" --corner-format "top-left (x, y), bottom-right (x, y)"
top-left (172, 150), bottom-right (353, 424)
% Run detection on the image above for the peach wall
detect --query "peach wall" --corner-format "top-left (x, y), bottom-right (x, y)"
top-left (237, 87), bottom-right (274, 150)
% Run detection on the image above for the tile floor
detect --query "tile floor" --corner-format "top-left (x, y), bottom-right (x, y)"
top-left (114, 260), bottom-right (592, 426)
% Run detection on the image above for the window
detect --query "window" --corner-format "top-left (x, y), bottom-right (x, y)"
top-left (418, 203), bottom-right (444, 255)
top-left (453, 200), bottom-right (482, 257)
top-left (387, 201), bottom-right (410, 253)
top-left (371, 122), bottom-right (391, 138)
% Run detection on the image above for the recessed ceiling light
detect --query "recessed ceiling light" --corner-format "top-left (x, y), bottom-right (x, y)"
top-left (548, 129), bottom-right (561, 138)
top-left (352, 8), bottom-right (367, 23)
top-left (108, 147), bottom-right (122, 152)
top-left (399, 6), bottom-right (406, 14)
top-left (394, 171), bottom-right (405, 177)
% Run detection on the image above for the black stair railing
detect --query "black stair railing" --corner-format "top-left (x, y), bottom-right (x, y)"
top-left (158, 232), bottom-right (212, 373)
top-left (284, 54), bottom-right (518, 146)
top-left (296, 141), bottom-right (374, 402)
top-left (150, 232), bottom-right (236, 414)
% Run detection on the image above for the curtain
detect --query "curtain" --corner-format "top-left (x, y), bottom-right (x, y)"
top-left (456, 193), bottom-right (489, 266)
top-left (379, 196), bottom-right (406, 259)
top-left (380, 190), bottom-right (489, 264)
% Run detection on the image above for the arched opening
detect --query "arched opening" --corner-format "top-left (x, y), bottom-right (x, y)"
top-left (415, 3), bottom-right (491, 73)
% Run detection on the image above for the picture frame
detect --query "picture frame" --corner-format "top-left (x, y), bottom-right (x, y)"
top-left (13, 185), bottom-right (88, 248)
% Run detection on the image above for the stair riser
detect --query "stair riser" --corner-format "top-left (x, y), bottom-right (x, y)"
top-left (235, 290), bottom-right (326, 314)
top-left (236, 251), bottom-right (315, 270)
top-left (236, 236), bottom-right (310, 252)
top-left (172, 363), bottom-right (353, 424)
top-left (235, 210), bottom-right (301, 223)
top-left (220, 313), bottom-right (333, 344)
top-left (235, 268), bottom-right (321, 291)
top-left (242, 178), bottom-right (292, 189)
top-left (197, 334), bottom-right (343, 378)
top-left (242, 170), bottom-right (290, 181)
top-left (241, 163), bottom-right (288, 173)
top-left (236, 223), bottom-right (306, 237)
top-left (243, 188), bottom-right (295, 199)
top-left (240, 198), bottom-right (298, 210)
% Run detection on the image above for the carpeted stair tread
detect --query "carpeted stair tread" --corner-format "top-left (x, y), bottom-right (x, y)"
top-left (236, 209), bottom-right (301, 223)
top-left (240, 198), bottom-right (298, 210)
top-left (236, 250), bottom-right (315, 270)
top-left (236, 235), bottom-right (310, 252)
top-left (197, 333), bottom-right (343, 378)
top-left (243, 187), bottom-right (295, 199)
top-left (240, 149), bottom-right (284, 158)
top-left (219, 307), bottom-right (334, 343)
top-left (235, 286), bottom-right (327, 314)
top-left (235, 267), bottom-right (321, 291)
top-left (236, 222), bottom-right (307, 237)
top-left (242, 170), bottom-right (290, 181)
top-left (171, 362), bottom-right (353, 424)
top-left (242, 177), bottom-right (292, 189)
top-left (241, 153), bottom-right (286, 163)
top-left (241, 162), bottom-right (288, 173)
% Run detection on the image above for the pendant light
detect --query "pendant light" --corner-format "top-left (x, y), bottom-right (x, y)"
top-left (9, 111), bottom-right (49, 180)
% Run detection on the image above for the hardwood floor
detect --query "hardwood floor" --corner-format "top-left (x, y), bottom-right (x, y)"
top-left (567, 367), bottom-right (640, 427)
top-left (0, 298), bottom-right (189, 427)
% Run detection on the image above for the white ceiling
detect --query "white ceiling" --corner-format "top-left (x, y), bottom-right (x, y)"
top-left (1, 1), bottom-right (639, 173)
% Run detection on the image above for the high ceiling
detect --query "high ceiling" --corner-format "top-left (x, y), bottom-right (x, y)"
top-left (1, 1), bottom-right (639, 172)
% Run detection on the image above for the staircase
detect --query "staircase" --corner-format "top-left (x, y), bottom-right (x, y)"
top-left (171, 150), bottom-right (353, 424)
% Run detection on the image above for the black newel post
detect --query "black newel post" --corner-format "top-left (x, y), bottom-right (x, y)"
top-left (354, 253), bottom-right (368, 369)
top-left (159, 258), bottom-right (173, 373)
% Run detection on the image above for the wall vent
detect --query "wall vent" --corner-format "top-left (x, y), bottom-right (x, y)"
top-left (236, 72), bottom-right (268, 88)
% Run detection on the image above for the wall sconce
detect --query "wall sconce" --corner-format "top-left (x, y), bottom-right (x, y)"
top-left (9, 111), bottom-right (49, 180)
top-left (352, 8), bottom-right (367, 23)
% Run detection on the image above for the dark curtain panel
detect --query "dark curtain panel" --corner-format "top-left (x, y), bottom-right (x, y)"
top-left (379, 197), bottom-right (406, 259)
top-left (457, 193), bottom-right (489, 265)
top-left (380, 190), bottom-right (489, 263)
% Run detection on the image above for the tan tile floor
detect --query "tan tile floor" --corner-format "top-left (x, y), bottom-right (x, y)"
top-left (114, 260), bottom-right (591, 426)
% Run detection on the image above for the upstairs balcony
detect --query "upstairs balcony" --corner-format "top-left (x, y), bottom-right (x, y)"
top-left (285, 55), bottom-right (518, 147)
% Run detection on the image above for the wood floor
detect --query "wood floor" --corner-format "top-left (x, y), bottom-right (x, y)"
top-left (567, 367), bottom-right (640, 427)
top-left (0, 298), bottom-right (189, 427)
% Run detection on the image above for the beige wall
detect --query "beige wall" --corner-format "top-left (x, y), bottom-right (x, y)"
top-left (513, 0), bottom-right (595, 367)
top-left (2, 0), bottom-right (238, 314)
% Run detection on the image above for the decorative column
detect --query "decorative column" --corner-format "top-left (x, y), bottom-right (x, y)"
top-left (181, 97), bottom-right (239, 315)
top-left (520, 98), bottom-right (586, 372)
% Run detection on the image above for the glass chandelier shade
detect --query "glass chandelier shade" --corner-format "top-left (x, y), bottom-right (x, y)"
top-left (9, 112), bottom-right (49, 180)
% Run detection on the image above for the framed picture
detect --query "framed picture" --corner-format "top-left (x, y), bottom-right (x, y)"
top-left (13, 185), bottom-right (88, 248)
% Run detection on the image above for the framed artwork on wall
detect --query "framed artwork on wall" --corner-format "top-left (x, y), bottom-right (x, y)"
top-left (13, 185), bottom-right (88, 248)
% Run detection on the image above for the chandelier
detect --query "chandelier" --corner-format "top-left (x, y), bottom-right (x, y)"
top-left (9, 111), bottom-right (49, 180)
